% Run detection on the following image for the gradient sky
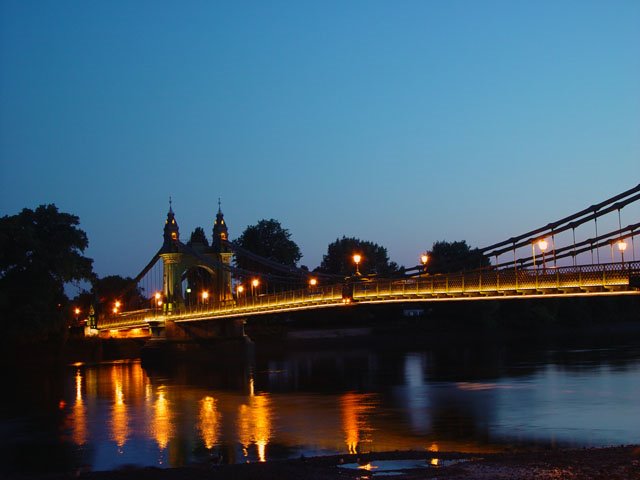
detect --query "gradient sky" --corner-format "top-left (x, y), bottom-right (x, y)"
top-left (1, 0), bottom-right (639, 280)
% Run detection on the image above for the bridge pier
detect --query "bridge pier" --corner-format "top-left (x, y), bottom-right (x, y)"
top-left (141, 317), bottom-right (252, 366)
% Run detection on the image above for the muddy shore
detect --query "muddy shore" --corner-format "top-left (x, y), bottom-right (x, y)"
top-left (7, 445), bottom-right (639, 480)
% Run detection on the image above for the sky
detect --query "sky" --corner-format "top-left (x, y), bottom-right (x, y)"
top-left (1, 0), bottom-right (639, 279)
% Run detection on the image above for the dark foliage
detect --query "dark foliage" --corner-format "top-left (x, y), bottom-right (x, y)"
top-left (233, 219), bottom-right (302, 274)
top-left (316, 236), bottom-right (400, 277)
top-left (426, 240), bottom-right (490, 274)
top-left (91, 275), bottom-right (147, 312)
top-left (0, 204), bottom-right (94, 344)
top-left (187, 226), bottom-right (209, 248)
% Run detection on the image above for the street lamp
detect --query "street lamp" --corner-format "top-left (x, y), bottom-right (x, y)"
top-left (237, 285), bottom-right (244, 295)
top-left (420, 253), bottom-right (429, 272)
top-left (538, 239), bottom-right (548, 270)
top-left (618, 239), bottom-right (627, 263)
top-left (201, 291), bottom-right (209, 310)
top-left (251, 278), bottom-right (260, 296)
top-left (309, 277), bottom-right (318, 287)
top-left (154, 292), bottom-right (162, 315)
top-left (113, 300), bottom-right (121, 314)
top-left (353, 254), bottom-right (362, 276)
top-left (74, 307), bottom-right (80, 325)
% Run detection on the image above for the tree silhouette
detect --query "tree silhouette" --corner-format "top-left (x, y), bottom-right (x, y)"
top-left (426, 240), bottom-right (490, 274)
top-left (234, 219), bottom-right (302, 276)
top-left (0, 204), bottom-right (94, 344)
top-left (187, 226), bottom-right (209, 248)
top-left (317, 236), bottom-right (400, 277)
top-left (91, 275), bottom-right (146, 312)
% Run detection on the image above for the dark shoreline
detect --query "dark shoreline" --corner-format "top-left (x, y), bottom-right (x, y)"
top-left (5, 445), bottom-right (639, 479)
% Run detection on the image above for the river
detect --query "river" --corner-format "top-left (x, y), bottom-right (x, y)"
top-left (2, 328), bottom-right (640, 474)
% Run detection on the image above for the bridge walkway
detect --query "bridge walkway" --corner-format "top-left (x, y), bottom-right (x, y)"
top-left (98, 262), bottom-right (639, 332)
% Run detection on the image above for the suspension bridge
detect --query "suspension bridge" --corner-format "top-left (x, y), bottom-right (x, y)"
top-left (95, 186), bottom-right (640, 339)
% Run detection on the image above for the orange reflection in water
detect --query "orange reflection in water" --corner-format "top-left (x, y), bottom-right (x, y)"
top-left (429, 442), bottom-right (439, 466)
top-left (110, 365), bottom-right (129, 448)
top-left (151, 387), bottom-right (173, 450)
top-left (341, 392), bottom-right (375, 454)
top-left (238, 392), bottom-right (272, 462)
top-left (71, 369), bottom-right (87, 445)
top-left (198, 396), bottom-right (221, 449)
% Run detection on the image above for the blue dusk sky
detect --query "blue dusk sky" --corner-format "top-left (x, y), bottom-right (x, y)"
top-left (1, 0), bottom-right (639, 279)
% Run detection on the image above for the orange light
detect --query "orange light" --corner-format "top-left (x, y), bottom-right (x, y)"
top-left (618, 240), bottom-right (627, 252)
top-left (252, 278), bottom-right (260, 288)
top-left (202, 291), bottom-right (209, 300)
top-left (309, 278), bottom-right (318, 287)
top-left (157, 300), bottom-right (163, 307)
top-left (154, 292), bottom-right (161, 300)
top-left (353, 254), bottom-right (361, 265)
top-left (420, 253), bottom-right (429, 265)
top-left (237, 285), bottom-right (244, 294)
top-left (74, 307), bottom-right (81, 315)
top-left (115, 300), bottom-right (121, 309)
top-left (537, 239), bottom-right (548, 252)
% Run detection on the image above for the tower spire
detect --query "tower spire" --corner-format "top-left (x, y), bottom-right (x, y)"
top-left (212, 198), bottom-right (229, 252)
top-left (162, 198), bottom-right (180, 250)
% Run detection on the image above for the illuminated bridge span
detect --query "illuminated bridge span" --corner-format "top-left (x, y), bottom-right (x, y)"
top-left (100, 262), bottom-right (639, 331)
top-left (97, 186), bottom-right (640, 336)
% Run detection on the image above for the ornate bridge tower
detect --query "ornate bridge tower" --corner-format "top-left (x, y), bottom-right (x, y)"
top-left (210, 201), bottom-right (233, 304)
top-left (159, 202), bottom-right (184, 314)
top-left (158, 200), bottom-right (234, 313)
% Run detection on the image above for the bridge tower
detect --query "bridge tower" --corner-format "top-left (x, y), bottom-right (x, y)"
top-left (159, 201), bottom-right (184, 314)
top-left (157, 199), bottom-right (234, 313)
top-left (210, 200), bottom-right (233, 304)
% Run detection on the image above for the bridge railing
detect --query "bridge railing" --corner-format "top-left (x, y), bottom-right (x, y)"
top-left (98, 283), bottom-right (346, 329)
top-left (178, 283), bottom-right (345, 318)
top-left (352, 261), bottom-right (640, 300)
top-left (99, 262), bottom-right (639, 329)
top-left (98, 308), bottom-right (155, 329)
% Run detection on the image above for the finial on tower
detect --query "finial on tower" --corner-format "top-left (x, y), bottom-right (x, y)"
top-left (169, 196), bottom-right (173, 213)
top-left (218, 197), bottom-right (222, 213)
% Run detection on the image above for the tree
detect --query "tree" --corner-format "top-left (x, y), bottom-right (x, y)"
top-left (317, 236), bottom-right (400, 277)
top-left (426, 240), bottom-right (490, 274)
top-left (187, 227), bottom-right (209, 248)
top-left (0, 204), bottom-right (94, 344)
top-left (233, 219), bottom-right (302, 275)
top-left (91, 275), bottom-right (146, 313)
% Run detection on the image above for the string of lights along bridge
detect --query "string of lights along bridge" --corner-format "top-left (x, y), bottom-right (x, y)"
top-left (98, 185), bottom-right (640, 335)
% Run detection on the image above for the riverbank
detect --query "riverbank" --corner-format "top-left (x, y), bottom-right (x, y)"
top-left (6, 445), bottom-right (639, 479)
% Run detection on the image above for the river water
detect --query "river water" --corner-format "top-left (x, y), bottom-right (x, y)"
top-left (2, 329), bottom-right (640, 474)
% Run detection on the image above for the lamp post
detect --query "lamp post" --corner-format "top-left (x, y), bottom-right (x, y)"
top-left (618, 239), bottom-right (627, 264)
top-left (309, 277), bottom-right (318, 288)
top-left (538, 239), bottom-right (548, 271)
top-left (74, 307), bottom-right (80, 326)
top-left (420, 253), bottom-right (429, 273)
top-left (154, 292), bottom-right (162, 316)
top-left (353, 254), bottom-right (362, 276)
top-left (113, 300), bottom-right (121, 315)
top-left (251, 278), bottom-right (260, 296)
top-left (201, 291), bottom-right (209, 310)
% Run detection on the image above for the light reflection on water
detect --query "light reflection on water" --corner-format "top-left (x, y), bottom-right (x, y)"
top-left (4, 335), bottom-right (640, 473)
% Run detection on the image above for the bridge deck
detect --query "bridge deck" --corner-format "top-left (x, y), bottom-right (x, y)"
top-left (99, 262), bottom-right (639, 331)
